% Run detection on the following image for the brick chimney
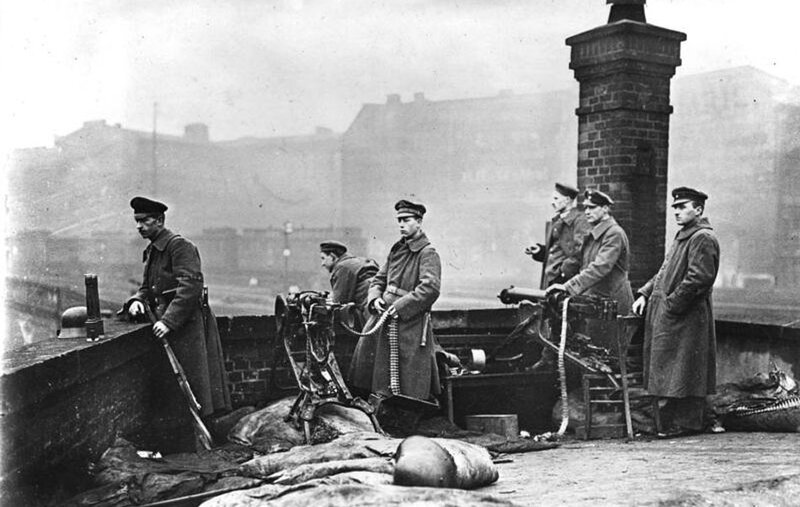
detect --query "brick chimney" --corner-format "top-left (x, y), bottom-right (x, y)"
top-left (566, 0), bottom-right (686, 289)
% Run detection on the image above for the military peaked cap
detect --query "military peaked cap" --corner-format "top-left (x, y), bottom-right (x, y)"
top-left (555, 182), bottom-right (579, 199)
top-left (130, 196), bottom-right (168, 215)
top-left (671, 186), bottom-right (708, 207)
top-left (584, 189), bottom-right (614, 207)
top-left (320, 240), bottom-right (348, 256)
top-left (395, 199), bottom-right (426, 219)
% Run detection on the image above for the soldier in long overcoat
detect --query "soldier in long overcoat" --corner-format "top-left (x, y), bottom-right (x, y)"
top-left (353, 199), bottom-right (442, 403)
top-left (123, 197), bottom-right (231, 423)
top-left (633, 187), bottom-right (719, 436)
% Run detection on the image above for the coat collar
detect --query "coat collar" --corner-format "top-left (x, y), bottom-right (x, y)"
top-left (397, 231), bottom-right (431, 253)
top-left (676, 216), bottom-right (713, 241)
top-left (333, 253), bottom-right (355, 269)
top-left (589, 216), bottom-right (616, 239)
top-left (149, 228), bottom-right (177, 252)
top-left (554, 206), bottom-right (581, 225)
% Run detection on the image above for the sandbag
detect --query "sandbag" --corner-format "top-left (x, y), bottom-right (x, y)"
top-left (393, 436), bottom-right (457, 488)
top-left (431, 437), bottom-right (499, 489)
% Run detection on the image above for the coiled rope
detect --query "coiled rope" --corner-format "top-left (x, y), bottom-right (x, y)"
top-left (556, 296), bottom-right (571, 437)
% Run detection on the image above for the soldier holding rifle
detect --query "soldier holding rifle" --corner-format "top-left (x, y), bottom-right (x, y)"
top-left (122, 197), bottom-right (231, 442)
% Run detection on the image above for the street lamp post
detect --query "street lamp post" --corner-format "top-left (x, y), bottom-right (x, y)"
top-left (283, 221), bottom-right (293, 290)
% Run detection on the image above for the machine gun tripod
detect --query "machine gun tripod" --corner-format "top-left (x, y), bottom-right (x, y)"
top-left (275, 290), bottom-right (382, 442)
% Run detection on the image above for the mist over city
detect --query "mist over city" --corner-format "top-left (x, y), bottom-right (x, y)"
top-left (5, 3), bottom-right (800, 506)
top-left (4, 0), bottom-right (800, 348)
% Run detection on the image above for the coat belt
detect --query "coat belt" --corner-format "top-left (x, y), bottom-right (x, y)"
top-left (386, 285), bottom-right (409, 297)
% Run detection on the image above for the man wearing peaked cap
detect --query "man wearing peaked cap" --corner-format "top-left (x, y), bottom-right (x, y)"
top-left (670, 186), bottom-right (708, 206)
top-left (319, 240), bottom-right (379, 332)
top-left (394, 199), bottom-right (426, 219)
top-left (320, 240), bottom-right (348, 258)
top-left (583, 189), bottom-right (615, 207)
top-left (121, 197), bottom-right (231, 437)
top-left (130, 196), bottom-right (168, 216)
top-left (633, 187), bottom-right (719, 438)
top-left (525, 182), bottom-right (590, 372)
top-left (554, 182), bottom-right (579, 199)
top-left (350, 198), bottom-right (443, 421)
top-left (547, 187), bottom-right (634, 350)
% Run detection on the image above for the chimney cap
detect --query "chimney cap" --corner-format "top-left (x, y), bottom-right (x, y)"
top-left (607, 0), bottom-right (646, 23)
top-left (386, 94), bottom-right (401, 105)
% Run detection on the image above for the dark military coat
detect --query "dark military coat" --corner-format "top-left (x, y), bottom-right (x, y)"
top-left (532, 207), bottom-right (591, 288)
top-left (330, 253), bottom-right (379, 326)
top-left (126, 228), bottom-right (231, 417)
top-left (349, 231), bottom-right (441, 401)
top-left (563, 216), bottom-right (634, 312)
top-left (639, 217), bottom-right (719, 398)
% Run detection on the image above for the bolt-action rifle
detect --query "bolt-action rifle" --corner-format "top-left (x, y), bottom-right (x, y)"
top-left (144, 303), bottom-right (214, 450)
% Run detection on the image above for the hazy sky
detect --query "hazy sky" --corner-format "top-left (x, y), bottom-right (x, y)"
top-left (1, 0), bottom-right (798, 151)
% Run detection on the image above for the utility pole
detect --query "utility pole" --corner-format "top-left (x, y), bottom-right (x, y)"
top-left (152, 101), bottom-right (158, 196)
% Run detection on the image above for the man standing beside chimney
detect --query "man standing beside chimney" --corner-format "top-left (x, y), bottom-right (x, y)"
top-left (633, 187), bottom-right (719, 438)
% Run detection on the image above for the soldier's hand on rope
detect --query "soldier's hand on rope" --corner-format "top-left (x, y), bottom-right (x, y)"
top-left (128, 300), bottom-right (145, 317)
top-left (632, 295), bottom-right (647, 317)
top-left (153, 320), bottom-right (171, 338)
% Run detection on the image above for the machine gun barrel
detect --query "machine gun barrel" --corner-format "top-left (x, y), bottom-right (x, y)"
top-left (497, 286), bottom-right (547, 305)
top-left (498, 285), bottom-right (618, 321)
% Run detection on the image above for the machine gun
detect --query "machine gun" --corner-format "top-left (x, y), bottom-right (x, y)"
top-left (495, 286), bottom-right (618, 375)
top-left (275, 290), bottom-right (382, 442)
top-left (497, 286), bottom-right (618, 322)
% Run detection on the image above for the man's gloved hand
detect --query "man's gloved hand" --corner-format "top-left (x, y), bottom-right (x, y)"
top-left (373, 297), bottom-right (387, 313)
top-left (545, 283), bottom-right (566, 295)
top-left (152, 320), bottom-right (171, 338)
top-left (387, 305), bottom-right (397, 317)
top-left (128, 300), bottom-right (145, 317)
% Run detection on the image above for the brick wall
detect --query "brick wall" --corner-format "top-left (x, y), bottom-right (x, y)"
top-left (567, 21), bottom-right (686, 289)
top-left (216, 315), bottom-right (360, 409)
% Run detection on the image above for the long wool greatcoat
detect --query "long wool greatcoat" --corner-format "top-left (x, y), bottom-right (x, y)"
top-left (350, 231), bottom-right (441, 401)
top-left (532, 207), bottom-right (591, 288)
top-left (564, 216), bottom-right (634, 312)
top-left (126, 228), bottom-right (231, 417)
top-left (639, 217), bottom-right (719, 398)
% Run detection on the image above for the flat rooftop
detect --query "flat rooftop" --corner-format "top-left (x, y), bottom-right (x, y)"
top-left (485, 432), bottom-right (800, 505)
